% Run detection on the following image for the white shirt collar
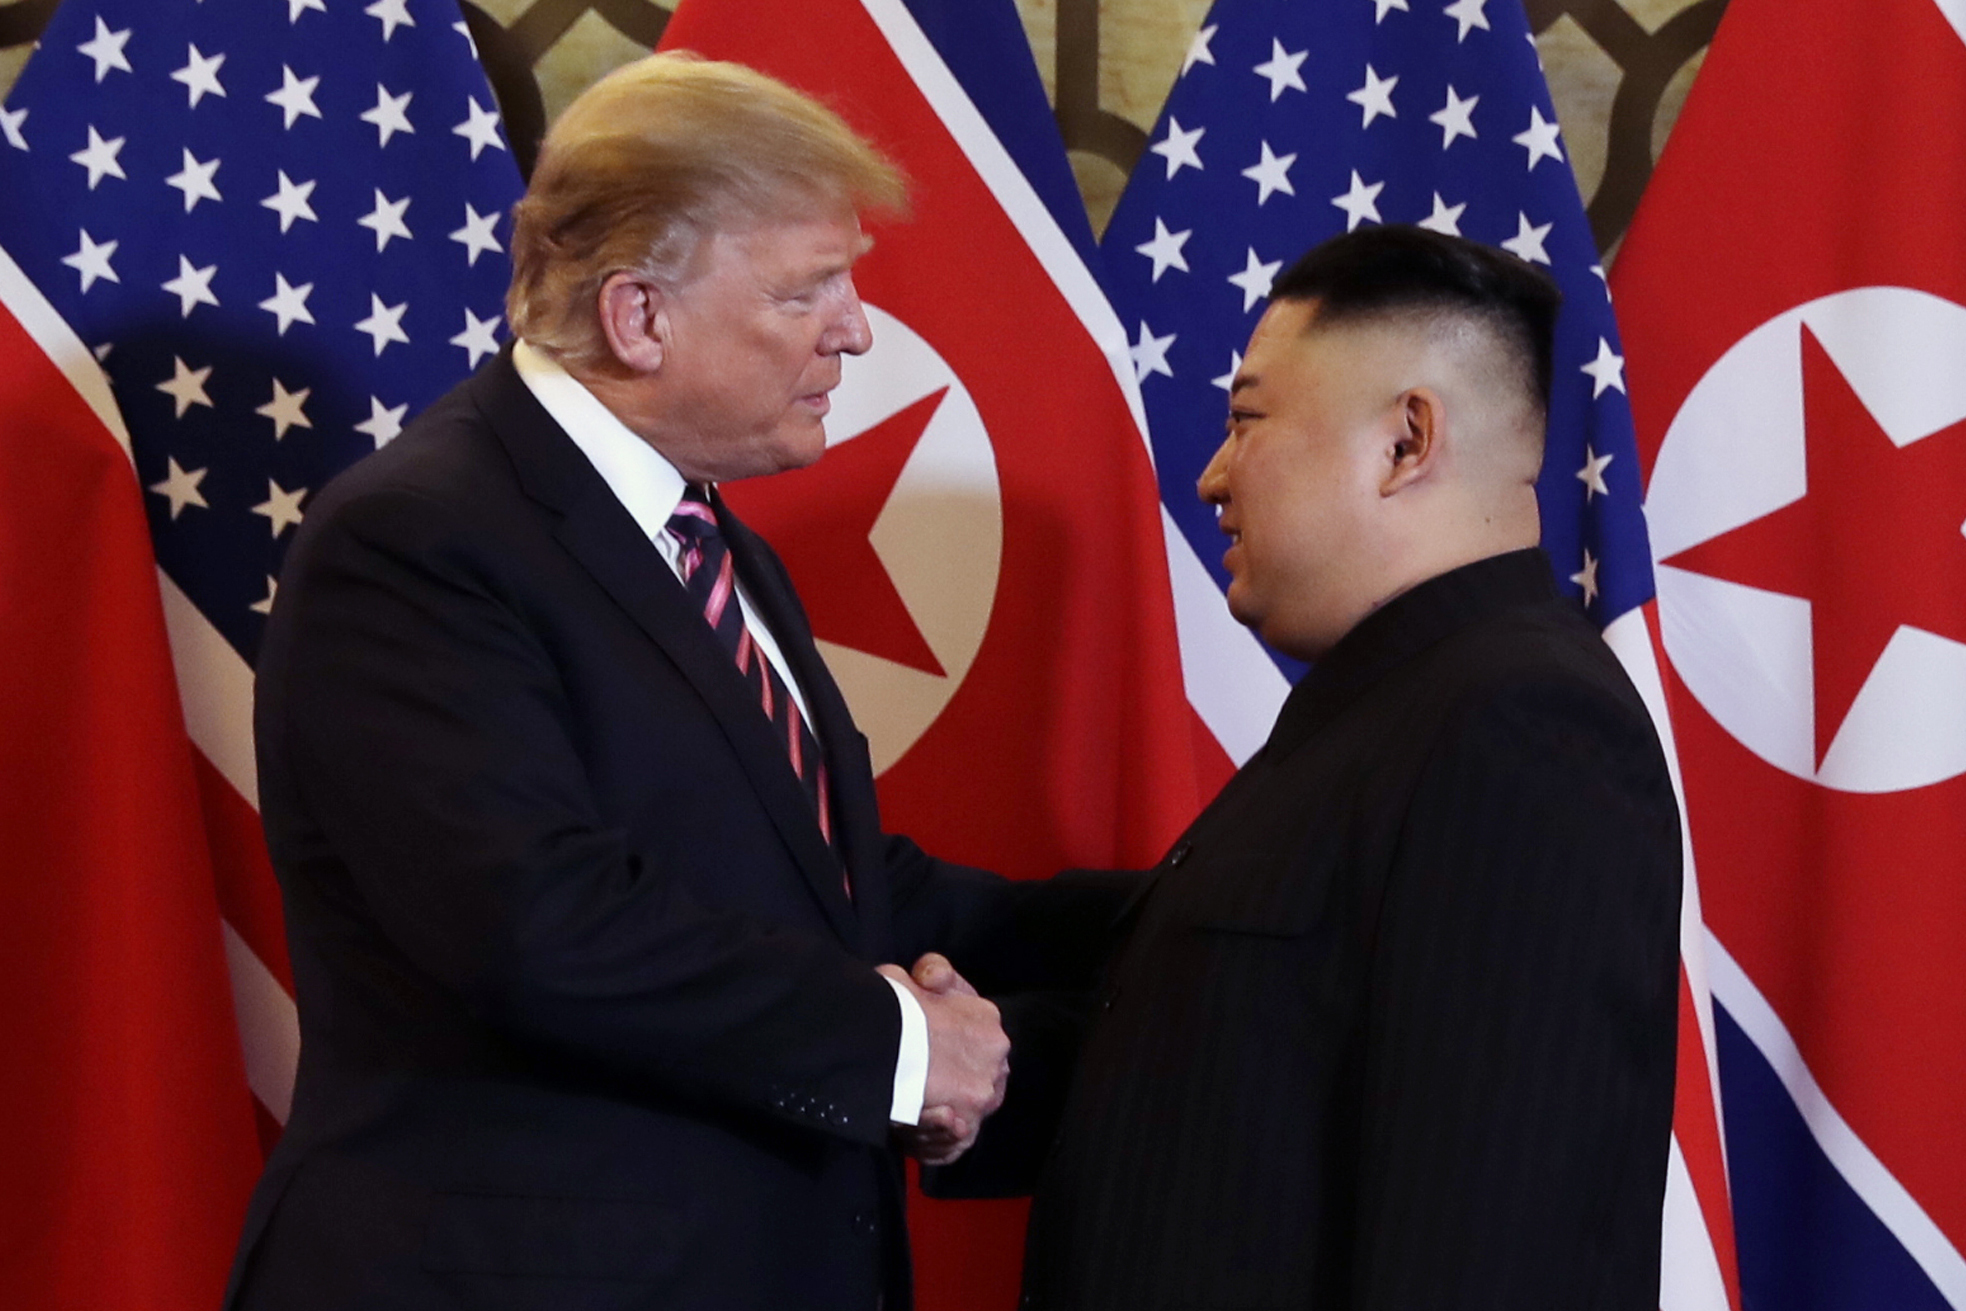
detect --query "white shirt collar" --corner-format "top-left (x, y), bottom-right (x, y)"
top-left (506, 340), bottom-right (821, 737)
top-left (511, 337), bottom-right (689, 545)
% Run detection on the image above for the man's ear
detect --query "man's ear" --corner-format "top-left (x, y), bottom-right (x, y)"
top-left (1382, 387), bottom-right (1444, 496)
top-left (595, 271), bottom-right (667, 374)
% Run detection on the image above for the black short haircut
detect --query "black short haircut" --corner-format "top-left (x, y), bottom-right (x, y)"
top-left (1270, 225), bottom-right (1563, 416)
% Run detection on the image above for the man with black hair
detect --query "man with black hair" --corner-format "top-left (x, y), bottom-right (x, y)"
top-left (1012, 226), bottom-right (1683, 1309)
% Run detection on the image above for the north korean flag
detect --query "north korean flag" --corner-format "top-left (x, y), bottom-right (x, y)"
top-left (1614, 0), bottom-right (1966, 1305)
top-left (657, 2), bottom-right (1207, 1307)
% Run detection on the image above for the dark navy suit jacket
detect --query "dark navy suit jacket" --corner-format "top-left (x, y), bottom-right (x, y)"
top-left (228, 349), bottom-right (1117, 1311)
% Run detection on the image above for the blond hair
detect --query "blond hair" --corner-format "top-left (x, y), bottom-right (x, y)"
top-left (507, 52), bottom-right (909, 369)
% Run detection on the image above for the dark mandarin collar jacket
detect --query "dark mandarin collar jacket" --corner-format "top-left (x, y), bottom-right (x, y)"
top-left (1019, 548), bottom-right (1684, 1311)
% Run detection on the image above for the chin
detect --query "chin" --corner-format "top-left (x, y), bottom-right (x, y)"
top-left (780, 438), bottom-right (827, 471)
top-left (788, 424), bottom-right (832, 469)
top-left (1224, 585), bottom-right (1261, 635)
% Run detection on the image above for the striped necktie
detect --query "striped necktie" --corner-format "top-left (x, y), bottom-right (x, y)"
top-left (667, 486), bottom-right (838, 860)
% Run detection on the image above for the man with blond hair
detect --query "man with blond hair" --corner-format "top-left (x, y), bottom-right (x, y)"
top-left (226, 54), bottom-right (1109, 1311)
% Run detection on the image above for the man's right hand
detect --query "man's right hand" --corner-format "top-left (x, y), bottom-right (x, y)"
top-left (877, 960), bottom-right (1009, 1160)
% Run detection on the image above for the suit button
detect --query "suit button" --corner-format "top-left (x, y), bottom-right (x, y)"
top-left (1168, 841), bottom-right (1192, 867)
top-left (853, 1210), bottom-right (878, 1238)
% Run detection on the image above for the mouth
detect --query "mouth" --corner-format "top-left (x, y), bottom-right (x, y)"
top-left (798, 369), bottom-right (841, 414)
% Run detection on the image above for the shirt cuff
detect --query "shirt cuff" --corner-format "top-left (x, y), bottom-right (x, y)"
top-left (882, 973), bottom-right (928, 1126)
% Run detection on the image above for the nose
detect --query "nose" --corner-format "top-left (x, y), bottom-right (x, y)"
top-left (1197, 436), bottom-right (1232, 507)
top-left (825, 279), bottom-right (874, 356)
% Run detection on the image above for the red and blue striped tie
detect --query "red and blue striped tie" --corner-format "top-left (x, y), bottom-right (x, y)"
top-left (667, 486), bottom-right (838, 862)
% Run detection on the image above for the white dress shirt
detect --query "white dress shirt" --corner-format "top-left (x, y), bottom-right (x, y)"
top-left (512, 340), bottom-right (928, 1126)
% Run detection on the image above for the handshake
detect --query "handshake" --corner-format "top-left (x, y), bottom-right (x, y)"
top-left (878, 953), bottom-right (1009, 1167)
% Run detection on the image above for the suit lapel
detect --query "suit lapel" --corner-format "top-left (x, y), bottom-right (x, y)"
top-left (471, 352), bottom-right (862, 948)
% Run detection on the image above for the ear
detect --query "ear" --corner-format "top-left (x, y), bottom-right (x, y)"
top-left (595, 271), bottom-right (668, 375)
top-left (1381, 387), bottom-right (1445, 497)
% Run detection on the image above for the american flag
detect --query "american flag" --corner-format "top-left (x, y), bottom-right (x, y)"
top-left (1097, 1), bottom-right (1736, 1307)
top-left (0, 0), bottom-right (522, 1135)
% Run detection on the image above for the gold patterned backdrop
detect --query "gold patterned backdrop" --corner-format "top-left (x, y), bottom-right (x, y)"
top-left (0, 0), bottom-right (1723, 258)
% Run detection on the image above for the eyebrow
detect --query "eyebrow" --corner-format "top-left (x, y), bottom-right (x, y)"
top-left (781, 242), bottom-right (869, 296)
top-left (1229, 374), bottom-right (1258, 397)
top-left (808, 235), bottom-right (874, 284)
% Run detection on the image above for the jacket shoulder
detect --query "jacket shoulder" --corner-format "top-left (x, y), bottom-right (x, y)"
top-left (320, 370), bottom-right (516, 512)
top-left (1391, 598), bottom-right (1672, 810)
top-left (1442, 599), bottom-right (1653, 724)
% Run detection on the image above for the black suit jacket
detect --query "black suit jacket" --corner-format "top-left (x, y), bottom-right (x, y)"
top-left (227, 350), bottom-right (1116, 1311)
top-left (1017, 550), bottom-right (1683, 1311)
